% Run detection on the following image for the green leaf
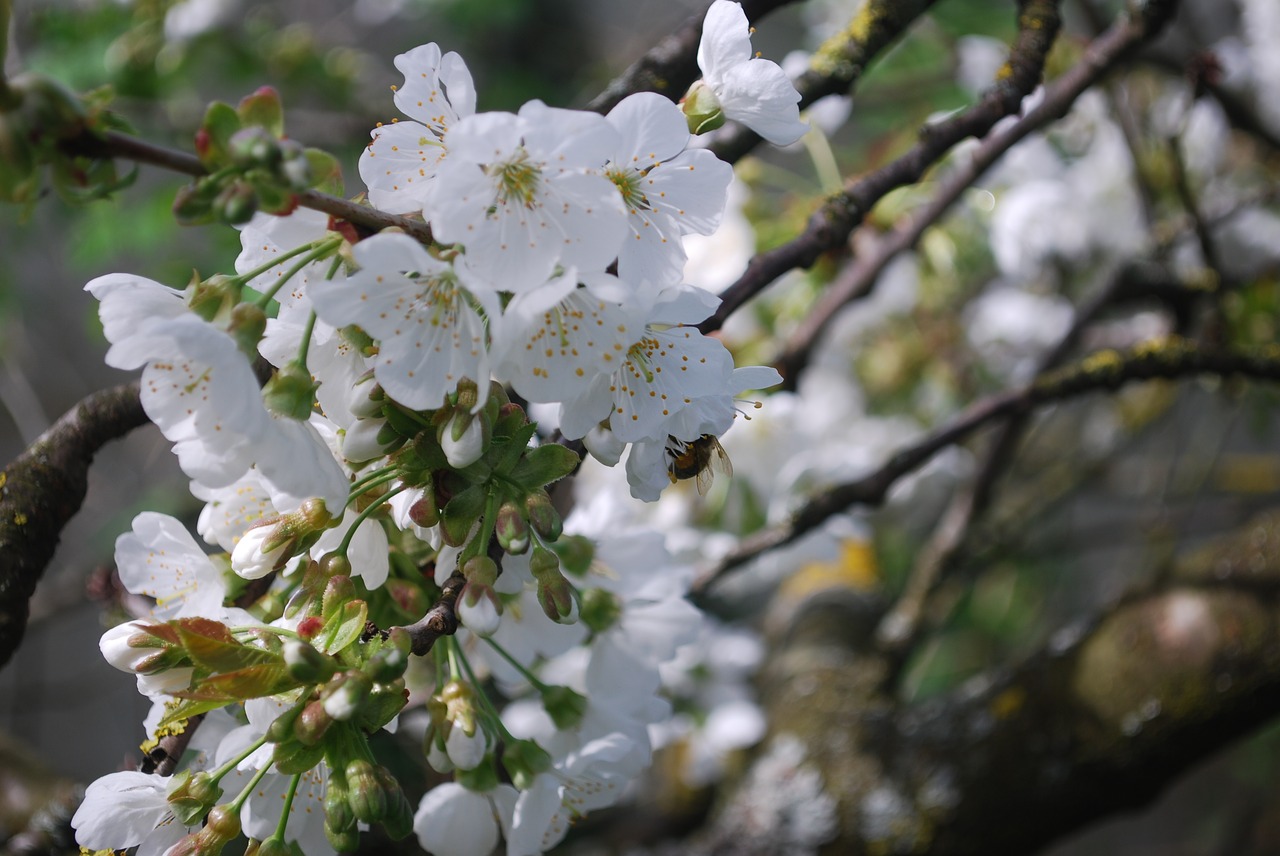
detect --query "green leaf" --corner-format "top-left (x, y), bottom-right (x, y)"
top-left (175, 662), bottom-right (299, 701)
top-left (174, 620), bottom-right (280, 673)
top-left (319, 600), bottom-right (369, 655)
top-left (157, 698), bottom-right (232, 730)
top-left (509, 443), bottom-right (580, 488)
top-left (304, 147), bottom-right (343, 195)
top-left (441, 484), bottom-right (486, 547)
top-left (490, 422), bottom-right (539, 476)
top-left (236, 86), bottom-right (285, 138)
top-left (197, 101), bottom-right (241, 168)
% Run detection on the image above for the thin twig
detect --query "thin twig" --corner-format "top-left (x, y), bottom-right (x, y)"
top-left (84, 130), bottom-right (435, 245)
top-left (692, 338), bottom-right (1280, 594)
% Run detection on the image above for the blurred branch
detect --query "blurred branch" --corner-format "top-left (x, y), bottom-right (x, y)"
top-left (709, 507), bottom-right (1280, 855)
top-left (585, 0), bottom-right (803, 115)
top-left (700, 0), bottom-right (1187, 337)
top-left (693, 337), bottom-right (1280, 594)
top-left (0, 382), bottom-right (145, 670)
top-left (771, 11), bottom-right (1171, 386)
top-left (398, 571), bottom-right (465, 657)
top-left (873, 262), bottom-right (1196, 661)
top-left (708, 0), bottom-right (941, 164)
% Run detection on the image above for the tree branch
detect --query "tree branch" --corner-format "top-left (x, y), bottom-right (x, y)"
top-left (0, 382), bottom-right (146, 669)
top-left (772, 10), bottom-right (1173, 386)
top-left (711, 507), bottom-right (1280, 855)
top-left (693, 337), bottom-right (1280, 594)
top-left (700, 0), bottom-right (1183, 337)
top-left (398, 570), bottom-right (465, 657)
top-left (76, 130), bottom-right (435, 245)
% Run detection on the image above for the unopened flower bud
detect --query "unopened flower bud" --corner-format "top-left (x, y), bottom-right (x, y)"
top-left (228, 302), bottom-right (268, 358)
top-left (346, 373), bottom-right (383, 417)
top-left (293, 699), bottom-right (335, 746)
top-left (262, 361), bottom-right (318, 421)
top-left (98, 621), bottom-right (168, 674)
top-left (541, 684), bottom-right (589, 731)
top-left (344, 759), bottom-right (385, 824)
top-left (551, 533), bottom-right (595, 578)
top-left (229, 126), bottom-right (279, 168)
top-left (231, 522), bottom-right (291, 580)
top-left (245, 838), bottom-right (293, 856)
top-left (214, 178), bottom-right (258, 225)
top-left (323, 671), bottom-right (373, 721)
top-left (407, 486), bottom-right (439, 529)
top-left (284, 640), bottom-right (336, 684)
top-left (682, 79), bottom-right (726, 135)
top-left (579, 587), bottom-right (622, 634)
top-left (341, 417), bottom-right (391, 463)
top-left (501, 738), bottom-right (553, 791)
top-left (444, 723), bottom-right (490, 771)
top-left (531, 547), bottom-right (578, 624)
top-left (271, 738), bottom-right (326, 775)
top-left (441, 411), bottom-right (487, 468)
top-left (495, 500), bottom-right (529, 554)
top-left (457, 581), bottom-right (501, 636)
top-left (166, 770), bottom-right (223, 825)
top-left (324, 772), bottom-right (356, 835)
top-left (525, 490), bottom-right (562, 541)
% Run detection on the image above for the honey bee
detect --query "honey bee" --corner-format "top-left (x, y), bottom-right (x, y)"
top-left (666, 434), bottom-right (732, 495)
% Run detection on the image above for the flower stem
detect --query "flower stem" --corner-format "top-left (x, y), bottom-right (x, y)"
top-left (336, 483), bottom-right (406, 555)
top-left (210, 734), bottom-right (269, 785)
top-left (271, 773), bottom-right (303, 843)
top-left (482, 636), bottom-right (551, 693)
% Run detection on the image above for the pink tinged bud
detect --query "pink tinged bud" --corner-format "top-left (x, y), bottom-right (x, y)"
top-left (494, 501), bottom-right (529, 555)
top-left (231, 524), bottom-right (290, 579)
top-left (441, 411), bottom-right (486, 468)
top-left (525, 491), bottom-right (562, 541)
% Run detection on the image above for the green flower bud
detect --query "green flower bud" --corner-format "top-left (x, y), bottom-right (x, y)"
top-left (495, 500), bottom-right (529, 555)
top-left (284, 640), bottom-right (337, 684)
top-left (323, 670), bottom-right (373, 721)
top-left (166, 770), bottom-right (223, 825)
top-left (228, 126), bottom-right (280, 169)
top-left (214, 178), bottom-right (258, 225)
top-left (324, 821), bottom-right (360, 853)
top-left (525, 490), bottom-right (562, 541)
top-left (541, 684), bottom-right (589, 731)
top-left (579, 587), bottom-right (622, 634)
top-left (265, 700), bottom-right (307, 744)
top-left (292, 699), bottom-right (335, 746)
top-left (501, 738), bottom-right (553, 791)
top-left (344, 759), bottom-right (385, 824)
top-left (682, 79), bottom-right (726, 135)
top-left (531, 547), bottom-right (578, 624)
top-left (374, 765), bottom-right (414, 840)
top-left (357, 679), bottom-right (408, 733)
top-left (262, 361), bottom-right (319, 421)
top-left (550, 533), bottom-right (595, 578)
top-left (324, 773), bottom-right (356, 834)
top-left (228, 302), bottom-right (268, 358)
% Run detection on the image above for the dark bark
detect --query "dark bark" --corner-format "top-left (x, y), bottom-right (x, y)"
top-left (0, 382), bottom-right (146, 670)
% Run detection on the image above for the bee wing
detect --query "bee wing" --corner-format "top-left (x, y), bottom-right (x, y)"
top-left (695, 464), bottom-right (715, 495)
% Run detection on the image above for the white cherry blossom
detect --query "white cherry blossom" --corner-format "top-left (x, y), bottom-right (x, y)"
top-left (310, 232), bottom-right (495, 412)
top-left (426, 102), bottom-right (628, 293)
top-left (359, 43), bottom-right (477, 214)
top-left (694, 0), bottom-right (808, 146)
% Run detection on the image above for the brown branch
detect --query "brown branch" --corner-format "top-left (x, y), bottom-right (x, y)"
top-left (399, 570), bottom-right (465, 656)
top-left (712, 506), bottom-right (1280, 855)
top-left (585, 0), bottom-right (803, 115)
top-left (692, 337), bottom-right (1280, 594)
top-left (707, 0), bottom-right (941, 163)
top-left (699, 0), bottom-right (1185, 337)
top-left (0, 382), bottom-right (147, 669)
top-left (81, 130), bottom-right (435, 245)
top-left (771, 15), bottom-right (1134, 385)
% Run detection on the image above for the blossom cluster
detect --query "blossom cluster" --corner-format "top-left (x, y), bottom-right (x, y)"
top-left (72, 3), bottom-right (802, 855)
